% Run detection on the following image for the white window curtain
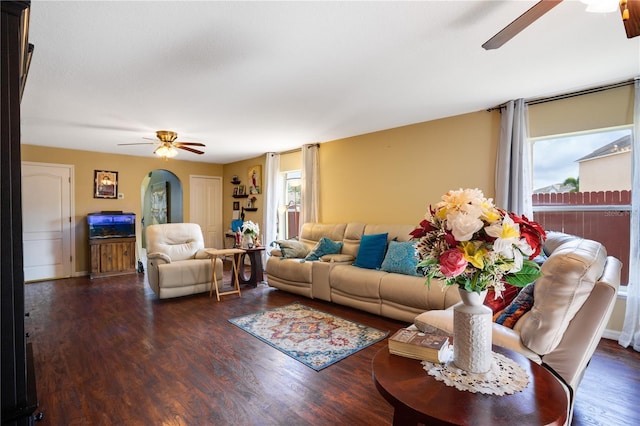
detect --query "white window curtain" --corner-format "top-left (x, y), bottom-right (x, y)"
top-left (619, 79), bottom-right (640, 352)
top-left (263, 152), bottom-right (281, 258)
top-left (495, 99), bottom-right (533, 218)
top-left (300, 143), bottom-right (319, 228)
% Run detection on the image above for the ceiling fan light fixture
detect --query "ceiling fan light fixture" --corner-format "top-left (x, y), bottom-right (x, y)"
top-left (155, 144), bottom-right (178, 159)
top-left (580, 0), bottom-right (619, 13)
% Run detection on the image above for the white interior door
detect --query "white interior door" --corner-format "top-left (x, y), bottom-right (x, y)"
top-left (189, 175), bottom-right (223, 249)
top-left (22, 162), bottom-right (74, 281)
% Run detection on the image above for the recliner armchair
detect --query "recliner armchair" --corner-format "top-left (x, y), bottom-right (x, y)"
top-left (146, 223), bottom-right (223, 299)
top-left (413, 231), bottom-right (621, 423)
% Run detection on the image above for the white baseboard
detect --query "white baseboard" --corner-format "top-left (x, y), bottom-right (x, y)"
top-left (602, 329), bottom-right (621, 340)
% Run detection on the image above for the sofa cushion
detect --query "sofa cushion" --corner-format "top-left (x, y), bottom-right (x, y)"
top-left (146, 223), bottom-right (205, 261)
top-left (275, 239), bottom-right (309, 259)
top-left (380, 240), bottom-right (419, 276)
top-left (331, 265), bottom-right (385, 299)
top-left (493, 283), bottom-right (535, 328)
top-left (353, 233), bottom-right (388, 269)
top-left (320, 253), bottom-right (354, 263)
top-left (518, 236), bottom-right (607, 355)
top-left (266, 257), bottom-right (314, 283)
top-left (305, 237), bottom-right (343, 261)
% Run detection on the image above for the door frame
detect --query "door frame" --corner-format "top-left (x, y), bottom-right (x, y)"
top-left (189, 174), bottom-right (223, 249)
top-left (21, 161), bottom-right (76, 279)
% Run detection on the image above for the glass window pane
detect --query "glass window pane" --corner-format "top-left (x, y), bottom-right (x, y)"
top-left (532, 128), bottom-right (632, 285)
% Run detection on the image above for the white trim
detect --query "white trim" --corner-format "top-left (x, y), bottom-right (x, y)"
top-left (21, 161), bottom-right (76, 277)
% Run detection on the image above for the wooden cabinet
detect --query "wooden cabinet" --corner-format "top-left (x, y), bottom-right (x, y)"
top-left (90, 237), bottom-right (136, 279)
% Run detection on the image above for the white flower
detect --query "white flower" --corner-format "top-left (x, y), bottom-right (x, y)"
top-left (446, 211), bottom-right (484, 241)
top-left (241, 221), bottom-right (260, 236)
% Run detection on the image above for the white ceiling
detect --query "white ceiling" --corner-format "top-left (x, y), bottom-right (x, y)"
top-left (21, 1), bottom-right (640, 164)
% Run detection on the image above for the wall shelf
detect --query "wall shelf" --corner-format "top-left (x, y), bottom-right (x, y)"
top-left (233, 194), bottom-right (249, 199)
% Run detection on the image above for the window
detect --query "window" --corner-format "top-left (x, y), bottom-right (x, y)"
top-left (532, 127), bottom-right (632, 285)
top-left (277, 170), bottom-right (301, 240)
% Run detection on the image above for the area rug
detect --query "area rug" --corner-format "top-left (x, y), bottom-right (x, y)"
top-left (228, 302), bottom-right (388, 370)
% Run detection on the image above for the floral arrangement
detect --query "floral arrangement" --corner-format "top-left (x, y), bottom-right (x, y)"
top-left (241, 220), bottom-right (260, 237)
top-left (410, 188), bottom-right (546, 298)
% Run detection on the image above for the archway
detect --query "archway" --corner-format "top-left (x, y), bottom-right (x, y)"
top-left (140, 169), bottom-right (183, 248)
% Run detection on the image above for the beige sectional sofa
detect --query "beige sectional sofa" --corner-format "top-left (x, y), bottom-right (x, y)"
top-left (266, 222), bottom-right (461, 322)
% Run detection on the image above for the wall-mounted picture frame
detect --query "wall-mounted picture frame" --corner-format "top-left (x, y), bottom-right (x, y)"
top-left (248, 165), bottom-right (262, 194)
top-left (233, 201), bottom-right (240, 211)
top-left (94, 170), bottom-right (118, 199)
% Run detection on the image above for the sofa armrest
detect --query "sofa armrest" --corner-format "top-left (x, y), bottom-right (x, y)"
top-left (195, 249), bottom-right (212, 259)
top-left (270, 249), bottom-right (283, 257)
top-left (147, 252), bottom-right (171, 264)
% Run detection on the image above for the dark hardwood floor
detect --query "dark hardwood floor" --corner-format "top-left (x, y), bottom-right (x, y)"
top-left (24, 271), bottom-right (639, 425)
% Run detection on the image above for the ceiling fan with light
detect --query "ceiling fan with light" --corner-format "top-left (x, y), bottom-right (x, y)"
top-left (118, 130), bottom-right (206, 160)
top-left (482, 0), bottom-right (640, 50)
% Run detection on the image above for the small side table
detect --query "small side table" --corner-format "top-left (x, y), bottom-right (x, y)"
top-left (238, 246), bottom-right (266, 286)
top-left (206, 248), bottom-right (245, 301)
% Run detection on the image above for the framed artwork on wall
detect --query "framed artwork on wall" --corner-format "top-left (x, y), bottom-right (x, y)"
top-left (248, 165), bottom-right (262, 194)
top-left (233, 201), bottom-right (240, 211)
top-left (94, 170), bottom-right (118, 199)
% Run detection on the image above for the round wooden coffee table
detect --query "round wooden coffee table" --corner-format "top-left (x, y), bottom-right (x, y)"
top-left (372, 346), bottom-right (568, 426)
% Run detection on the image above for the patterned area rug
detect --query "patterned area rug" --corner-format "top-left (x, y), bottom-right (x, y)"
top-left (229, 302), bottom-right (388, 370)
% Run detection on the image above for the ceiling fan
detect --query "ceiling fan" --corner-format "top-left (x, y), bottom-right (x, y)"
top-left (118, 130), bottom-right (205, 160)
top-left (482, 0), bottom-right (640, 50)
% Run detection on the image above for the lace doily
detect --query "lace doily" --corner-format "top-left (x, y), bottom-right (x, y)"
top-left (421, 352), bottom-right (529, 395)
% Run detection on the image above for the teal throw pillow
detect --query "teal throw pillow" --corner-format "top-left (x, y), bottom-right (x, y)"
top-left (380, 240), bottom-right (420, 276)
top-left (305, 237), bottom-right (343, 261)
top-left (353, 233), bottom-right (388, 269)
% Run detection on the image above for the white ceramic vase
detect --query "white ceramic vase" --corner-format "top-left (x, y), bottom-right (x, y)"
top-left (242, 234), bottom-right (254, 249)
top-left (453, 287), bottom-right (493, 373)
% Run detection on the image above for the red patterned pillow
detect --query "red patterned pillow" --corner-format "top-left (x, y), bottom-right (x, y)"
top-left (493, 283), bottom-right (536, 329)
top-left (484, 284), bottom-right (521, 314)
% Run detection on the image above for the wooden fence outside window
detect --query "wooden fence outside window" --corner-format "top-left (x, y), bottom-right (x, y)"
top-left (532, 190), bottom-right (631, 285)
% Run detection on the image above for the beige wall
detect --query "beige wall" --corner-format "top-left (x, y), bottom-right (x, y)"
top-left (318, 110), bottom-right (501, 224)
top-left (222, 155), bottom-right (266, 238)
top-left (21, 145), bottom-right (223, 274)
top-left (579, 152), bottom-right (632, 191)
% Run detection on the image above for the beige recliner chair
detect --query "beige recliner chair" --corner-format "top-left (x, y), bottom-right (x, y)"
top-left (413, 231), bottom-right (622, 423)
top-left (146, 223), bottom-right (223, 299)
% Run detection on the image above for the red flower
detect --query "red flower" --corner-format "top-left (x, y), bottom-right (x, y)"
top-left (410, 219), bottom-right (435, 239)
top-left (444, 231), bottom-right (457, 247)
top-left (509, 213), bottom-right (547, 259)
top-left (439, 249), bottom-right (467, 278)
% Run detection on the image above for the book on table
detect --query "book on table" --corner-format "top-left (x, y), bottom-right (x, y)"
top-left (388, 328), bottom-right (452, 363)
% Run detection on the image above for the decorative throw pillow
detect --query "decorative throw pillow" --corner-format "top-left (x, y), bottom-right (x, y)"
top-left (493, 282), bottom-right (535, 329)
top-left (305, 237), bottom-right (343, 261)
top-left (275, 239), bottom-right (309, 259)
top-left (484, 283), bottom-right (521, 314)
top-left (353, 233), bottom-right (388, 270)
top-left (380, 240), bottom-right (420, 276)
